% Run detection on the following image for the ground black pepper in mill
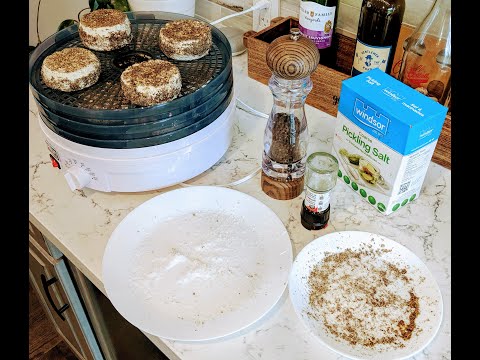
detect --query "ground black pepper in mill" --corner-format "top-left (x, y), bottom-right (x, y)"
top-left (268, 113), bottom-right (302, 164)
top-left (261, 28), bottom-right (319, 199)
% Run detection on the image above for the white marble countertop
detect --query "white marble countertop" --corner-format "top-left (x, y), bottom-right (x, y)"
top-left (29, 52), bottom-right (451, 360)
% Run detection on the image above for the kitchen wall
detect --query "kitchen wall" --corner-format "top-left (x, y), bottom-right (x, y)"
top-left (199, 0), bottom-right (437, 37)
top-left (29, 0), bottom-right (254, 46)
top-left (29, 0), bottom-right (437, 47)
top-left (196, 0), bottom-right (254, 32)
top-left (281, 0), bottom-right (436, 37)
top-left (29, 0), bottom-right (87, 46)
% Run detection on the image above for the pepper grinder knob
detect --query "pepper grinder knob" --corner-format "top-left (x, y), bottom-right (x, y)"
top-left (266, 28), bottom-right (320, 80)
top-left (289, 28), bottom-right (301, 41)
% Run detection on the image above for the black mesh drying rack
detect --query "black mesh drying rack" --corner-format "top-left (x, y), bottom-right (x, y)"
top-left (28, 11), bottom-right (234, 149)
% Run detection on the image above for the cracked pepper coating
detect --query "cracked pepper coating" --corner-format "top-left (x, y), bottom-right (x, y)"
top-left (159, 19), bottom-right (212, 61)
top-left (120, 60), bottom-right (182, 106)
top-left (79, 9), bottom-right (132, 51)
top-left (41, 47), bottom-right (101, 92)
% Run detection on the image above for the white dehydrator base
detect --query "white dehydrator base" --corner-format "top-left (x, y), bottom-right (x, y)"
top-left (39, 99), bottom-right (235, 192)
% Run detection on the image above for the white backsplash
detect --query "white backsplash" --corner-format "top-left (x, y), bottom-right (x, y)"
top-left (283, 0), bottom-right (436, 36)
top-left (199, 0), bottom-right (439, 37)
top-left (196, 0), bottom-right (253, 32)
top-left (29, 0), bottom-right (440, 47)
top-left (29, 0), bottom-right (87, 46)
top-left (29, 0), bottom-right (255, 46)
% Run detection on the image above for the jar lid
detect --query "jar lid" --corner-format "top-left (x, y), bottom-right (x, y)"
top-left (305, 152), bottom-right (339, 192)
top-left (266, 28), bottom-right (320, 80)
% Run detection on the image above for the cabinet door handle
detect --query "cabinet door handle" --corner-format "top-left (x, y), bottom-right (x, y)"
top-left (41, 274), bottom-right (70, 321)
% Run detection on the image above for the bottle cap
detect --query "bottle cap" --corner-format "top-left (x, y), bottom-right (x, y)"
top-left (305, 152), bottom-right (339, 192)
top-left (266, 28), bottom-right (320, 80)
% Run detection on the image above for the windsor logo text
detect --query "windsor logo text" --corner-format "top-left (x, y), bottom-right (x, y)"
top-left (353, 99), bottom-right (390, 135)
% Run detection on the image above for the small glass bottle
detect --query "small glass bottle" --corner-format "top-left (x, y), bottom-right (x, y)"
top-left (301, 152), bottom-right (338, 230)
top-left (397, 0), bottom-right (451, 105)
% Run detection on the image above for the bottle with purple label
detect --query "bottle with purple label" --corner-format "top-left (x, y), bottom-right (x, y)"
top-left (299, 0), bottom-right (339, 68)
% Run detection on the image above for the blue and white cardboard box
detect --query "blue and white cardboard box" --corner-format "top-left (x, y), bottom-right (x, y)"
top-left (332, 68), bottom-right (448, 215)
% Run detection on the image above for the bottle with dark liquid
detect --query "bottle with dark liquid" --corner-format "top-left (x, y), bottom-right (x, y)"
top-left (299, 0), bottom-right (339, 68)
top-left (300, 152), bottom-right (338, 231)
top-left (351, 0), bottom-right (405, 76)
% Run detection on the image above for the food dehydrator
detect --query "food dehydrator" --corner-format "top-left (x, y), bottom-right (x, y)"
top-left (29, 11), bottom-right (234, 192)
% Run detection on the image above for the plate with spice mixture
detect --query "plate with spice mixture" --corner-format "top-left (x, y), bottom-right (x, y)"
top-left (289, 231), bottom-right (443, 360)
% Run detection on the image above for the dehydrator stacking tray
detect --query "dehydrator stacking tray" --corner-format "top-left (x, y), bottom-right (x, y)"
top-left (39, 89), bottom-right (234, 149)
top-left (31, 71), bottom-right (231, 126)
top-left (28, 11), bottom-right (232, 122)
top-left (34, 72), bottom-right (233, 140)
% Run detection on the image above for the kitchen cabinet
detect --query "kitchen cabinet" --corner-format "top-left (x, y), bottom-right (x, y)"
top-left (29, 221), bottom-right (100, 360)
top-left (29, 221), bottom-right (170, 360)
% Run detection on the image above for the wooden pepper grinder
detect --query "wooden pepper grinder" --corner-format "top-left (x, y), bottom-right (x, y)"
top-left (261, 28), bottom-right (320, 200)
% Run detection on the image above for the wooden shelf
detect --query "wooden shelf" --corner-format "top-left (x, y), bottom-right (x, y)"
top-left (244, 17), bottom-right (451, 170)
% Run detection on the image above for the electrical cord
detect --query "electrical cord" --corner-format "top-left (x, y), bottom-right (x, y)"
top-left (35, 1), bottom-right (86, 45)
top-left (235, 98), bottom-right (269, 119)
top-left (180, 168), bottom-right (261, 188)
top-left (36, 0), bottom-right (42, 44)
top-left (180, 98), bottom-right (268, 188)
top-left (210, 0), bottom-right (271, 25)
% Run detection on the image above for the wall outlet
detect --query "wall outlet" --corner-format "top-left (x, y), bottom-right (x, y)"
top-left (253, 0), bottom-right (279, 31)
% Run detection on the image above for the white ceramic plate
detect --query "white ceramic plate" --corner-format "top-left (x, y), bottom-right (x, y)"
top-left (102, 186), bottom-right (293, 341)
top-left (289, 231), bottom-right (443, 360)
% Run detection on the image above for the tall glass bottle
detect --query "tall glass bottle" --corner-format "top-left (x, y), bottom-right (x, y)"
top-left (351, 0), bottom-right (405, 76)
top-left (298, 0), bottom-right (339, 68)
top-left (397, 0), bottom-right (451, 105)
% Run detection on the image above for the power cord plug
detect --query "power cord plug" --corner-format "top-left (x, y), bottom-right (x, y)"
top-left (210, 0), bottom-right (271, 25)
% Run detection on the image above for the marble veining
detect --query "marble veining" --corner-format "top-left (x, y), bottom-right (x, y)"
top-left (183, 108), bottom-right (264, 187)
top-left (29, 53), bottom-right (451, 360)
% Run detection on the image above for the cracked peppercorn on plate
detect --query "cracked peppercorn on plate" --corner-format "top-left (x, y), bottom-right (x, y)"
top-left (289, 231), bottom-right (443, 360)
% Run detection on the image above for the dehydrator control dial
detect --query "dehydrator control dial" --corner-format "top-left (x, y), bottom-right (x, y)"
top-left (64, 166), bottom-right (92, 191)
